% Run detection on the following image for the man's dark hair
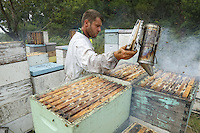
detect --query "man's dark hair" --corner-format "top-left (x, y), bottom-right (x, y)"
top-left (81, 9), bottom-right (104, 26)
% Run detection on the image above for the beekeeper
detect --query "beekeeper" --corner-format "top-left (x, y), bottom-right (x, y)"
top-left (65, 9), bottom-right (137, 82)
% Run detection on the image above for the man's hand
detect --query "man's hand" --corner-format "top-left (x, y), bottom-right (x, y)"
top-left (114, 45), bottom-right (138, 60)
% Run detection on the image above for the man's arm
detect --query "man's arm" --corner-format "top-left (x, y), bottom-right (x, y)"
top-left (75, 39), bottom-right (119, 74)
top-left (114, 45), bottom-right (138, 60)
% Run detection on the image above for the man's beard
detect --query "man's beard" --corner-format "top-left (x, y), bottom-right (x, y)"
top-left (86, 26), bottom-right (96, 38)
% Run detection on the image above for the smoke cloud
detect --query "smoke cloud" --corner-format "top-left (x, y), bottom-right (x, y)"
top-left (155, 28), bottom-right (200, 78)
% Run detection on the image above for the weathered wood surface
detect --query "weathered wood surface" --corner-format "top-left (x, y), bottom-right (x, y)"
top-left (0, 42), bottom-right (33, 126)
top-left (0, 41), bottom-right (26, 65)
top-left (0, 79), bottom-right (32, 106)
top-left (45, 42), bottom-right (56, 52)
top-left (56, 46), bottom-right (68, 65)
top-left (26, 44), bottom-right (46, 53)
top-left (122, 122), bottom-right (157, 133)
top-left (27, 31), bottom-right (44, 44)
top-left (27, 52), bottom-right (49, 66)
top-left (0, 61), bottom-right (30, 86)
top-left (130, 86), bottom-right (193, 133)
top-left (56, 56), bottom-right (65, 65)
top-left (2, 113), bottom-right (33, 133)
top-left (47, 51), bottom-right (56, 57)
top-left (0, 79), bottom-right (32, 125)
top-left (106, 62), bottom-right (199, 132)
top-left (106, 62), bottom-right (198, 99)
top-left (27, 31), bottom-right (48, 44)
top-left (56, 49), bottom-right (67, 58)
top-left (31, 69), bottom-right (65, 94)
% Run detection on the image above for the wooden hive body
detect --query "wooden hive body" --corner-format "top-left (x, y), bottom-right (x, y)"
top-left (0, 41), bottom-right (33, 132)
top-left (30, 74), bottom-right (132, 133)
top-left (106, 62), bottom-right (198, 133)
top-left (122, 122), bottom-right (157, 133)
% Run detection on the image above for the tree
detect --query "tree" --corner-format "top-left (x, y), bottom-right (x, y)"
top-left (40, 0), bottom-right (88, 38)
top-left (1, 0), bottom-right (199, 42)
top-left (0, 0), bottom-right (87, 41)
top-left (181, 0), bottom-right (200, 35)
top-left (0, 0), bottom-right (39, 40)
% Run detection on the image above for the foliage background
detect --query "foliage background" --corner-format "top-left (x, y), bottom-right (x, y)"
top-left (1, 0), bottom-right (200, 46)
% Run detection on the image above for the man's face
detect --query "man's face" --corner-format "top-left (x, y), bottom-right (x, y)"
top-left (86, 17), bottom-right (102, 38)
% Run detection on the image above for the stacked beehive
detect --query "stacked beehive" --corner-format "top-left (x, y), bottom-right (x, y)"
top-left (29, 61), bottom-right (65, 94)
top-left (56, 46), bottom-right (68, 65)
top-left (0, 41), bottom-right (33, 132)
top-left (27, 52), bottom-right (64, 94)
top-left (27, 31), bottom-right (48, 44)
top-left (26, 31), bottom-right (47, 53)
top-left (26, 32), bottom-right (65, 94)
top-left (46, 42), bottom-right (57, 62)
top-left (106, 62), bottom-right (198, 133)
top-left (27, 52), bottom-right (49, 67)
top-left (26, 31), bottom-right (57, 62)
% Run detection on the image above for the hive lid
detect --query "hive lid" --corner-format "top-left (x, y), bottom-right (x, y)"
top-left (26, 44), bottom-right (45, 47)
top-left (29, 62), bottom-right (64, 76)
top-left (55, 45), bottom-right (68, 50)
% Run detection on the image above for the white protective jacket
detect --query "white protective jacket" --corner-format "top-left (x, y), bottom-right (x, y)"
top-left (64, 32), bottom-right (119, 82)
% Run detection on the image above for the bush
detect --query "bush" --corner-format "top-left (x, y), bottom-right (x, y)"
top-left (49, 35), bottom-right (70, 46)
top-left (92, 31), bottom-right (105, 54)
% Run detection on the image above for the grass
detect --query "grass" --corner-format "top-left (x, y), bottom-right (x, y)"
top-left (186, 112), bottom-right (200, 133)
